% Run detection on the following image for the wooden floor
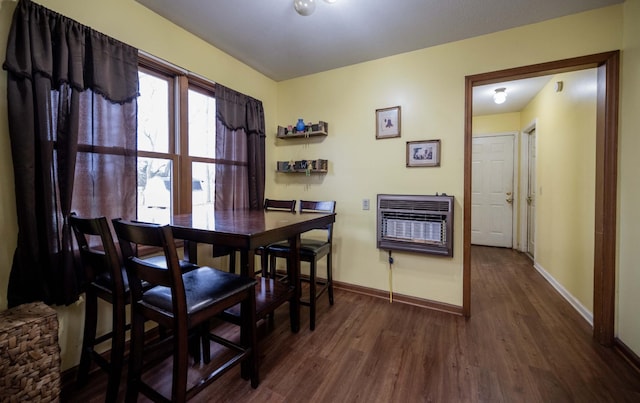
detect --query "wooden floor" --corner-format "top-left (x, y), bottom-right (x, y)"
top-left (62, 246), bottom-right (640, 402)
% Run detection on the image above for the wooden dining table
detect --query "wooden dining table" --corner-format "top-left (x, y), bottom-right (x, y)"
top-left (170, 209), bottom-right (336, 333)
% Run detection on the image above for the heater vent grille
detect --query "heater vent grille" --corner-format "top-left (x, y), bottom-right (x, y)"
top-left (377, 194), bottom-right (454, 256)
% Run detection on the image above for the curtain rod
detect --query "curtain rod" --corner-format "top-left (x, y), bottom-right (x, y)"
top-left (138, 49), bottom-right (214, 84)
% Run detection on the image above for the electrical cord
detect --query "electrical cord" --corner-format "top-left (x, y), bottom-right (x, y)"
top-left (388, 250), bottom-right (394, 303)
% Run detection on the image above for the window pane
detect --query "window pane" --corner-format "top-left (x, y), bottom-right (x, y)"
top-left (192, 162), bottom-right (215, 219)
top-left (138, 157), bottom-right (172, 224)
top-left (188, 89), bottom-right (216, 158)
top-left (138, 71), bottom-right (169, 153)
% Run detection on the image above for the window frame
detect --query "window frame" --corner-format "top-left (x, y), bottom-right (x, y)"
top-left (138, 55), bottom-right (219, 216)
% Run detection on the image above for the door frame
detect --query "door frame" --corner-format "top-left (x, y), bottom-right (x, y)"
top-left (520, 121), bottom-right (536, 254)
top-left (472, 132), bottom-right (518, 248)
top-left (463, 51), bottom-right (619, 346)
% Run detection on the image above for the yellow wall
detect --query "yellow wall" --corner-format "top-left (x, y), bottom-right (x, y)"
top-left (618, 0), bottom-right (640, 354)
top-left (521, 70), bottom-right (597, 311)
top-left (2, 0), bottom-right (638, 370)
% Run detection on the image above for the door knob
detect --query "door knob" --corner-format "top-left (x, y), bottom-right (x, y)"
top-left (506, 197), bottom-right (513, 204)
top-left (527, 196), bottom-right (533, 204)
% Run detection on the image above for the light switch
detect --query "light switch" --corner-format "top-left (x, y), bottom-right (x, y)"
top-left (362, 199), bottom-right (370, 210)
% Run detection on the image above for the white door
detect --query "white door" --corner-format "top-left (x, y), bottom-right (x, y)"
top-left (471, 135), bottom-right (515, 247)
top-left (526, 129), bottom-right (537, 257)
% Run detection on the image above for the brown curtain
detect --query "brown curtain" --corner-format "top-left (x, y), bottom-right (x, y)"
top-left (215, 84), bottom-right (265, 210)
top-left (2, 0), bottom-right (139, 307)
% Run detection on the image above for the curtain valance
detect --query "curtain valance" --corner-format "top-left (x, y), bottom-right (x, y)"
top-left (3, 0), bottom-right (138, 103)
top-left (215, 83), bottom-right (266, 137)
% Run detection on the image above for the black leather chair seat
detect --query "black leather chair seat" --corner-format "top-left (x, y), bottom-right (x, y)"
top-left (144, 255), bottom-right (199, 272)
top-left (141, 266), bottom-right (256, 315)
top-left (93, 256), bottom-right (197, 294)
top-left (266, 239), bottom-right (330, 257)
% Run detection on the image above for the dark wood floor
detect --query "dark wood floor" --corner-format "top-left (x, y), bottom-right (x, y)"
top-left (62, 246), bottom-right (640, 402)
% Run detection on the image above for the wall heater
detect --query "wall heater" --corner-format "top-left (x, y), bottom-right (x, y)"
top-left (377, 194), bottom-right (454, 257)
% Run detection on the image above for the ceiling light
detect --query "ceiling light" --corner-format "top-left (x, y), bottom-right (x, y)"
top-left (493, 87), bottom-right (507, 104)
top-left (294, 0), bottom-right (316, 16)
top-left (294, 0), bottom-right (338, 16)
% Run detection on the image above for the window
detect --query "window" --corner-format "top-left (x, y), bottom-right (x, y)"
top-left (136, 60), bottom-right (218, 223)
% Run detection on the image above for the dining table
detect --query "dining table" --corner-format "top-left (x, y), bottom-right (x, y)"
top-left (170, 209), bottom-right (336, 333)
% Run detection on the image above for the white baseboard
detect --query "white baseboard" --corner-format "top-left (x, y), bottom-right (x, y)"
top-left (532, 261), bottom-right (594, 326)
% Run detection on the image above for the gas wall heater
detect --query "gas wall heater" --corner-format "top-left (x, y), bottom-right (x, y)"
top-left (377, 194), bottom-right (454, 257)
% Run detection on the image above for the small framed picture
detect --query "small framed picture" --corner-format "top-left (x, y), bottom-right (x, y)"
top-left (376, 106), bottom-right (401, 139)
top-left (406, 139), bottom-right (441, 167)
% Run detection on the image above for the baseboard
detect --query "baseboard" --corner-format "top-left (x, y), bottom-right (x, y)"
top-left (614, 337), bottom-right (640, 374)
top-left (532, 261), bottom-right (594, 326)
top-left (333, 280), bottom-right (463, 316)
top-left (531, 263), bottom-right (640, 375)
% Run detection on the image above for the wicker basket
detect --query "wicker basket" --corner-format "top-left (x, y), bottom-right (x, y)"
top-left (0, 302), bottom-right (61, 402)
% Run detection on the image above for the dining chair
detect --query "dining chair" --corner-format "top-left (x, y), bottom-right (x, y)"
top-left (256, 199), bottom-right (297, 276)
top-left (112, 219), bottom-right (258, 402)
top-left (213, 198), bottom-right (297, 276)
top-left (69, 214), bottom-right (129, 403)
top-left (265, 200), bottom-right (336, 330)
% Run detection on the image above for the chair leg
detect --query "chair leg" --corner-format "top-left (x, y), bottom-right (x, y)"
top-left (260, 251), bottom-right (269, 277)
top-left (201, 321), bottom-right (211, 363)
top-left (327, 252), bottom-right (334, 305)
top-left (77, 291), bottom-right (98, 387)
top-left (125, 310), bottom-right (145, 403)
top-left (240, 288), bottom-right (259, 388)
top-left (269, 255), bottom-right (277, 279)
top-left (266, 253), bottom-right (276, 328)
top-left (172, 326), bottom-right (189, 402)
top-left (106, 299), bottom-right (127, 402)
top-left (309, 260), bottom-right (317, 331)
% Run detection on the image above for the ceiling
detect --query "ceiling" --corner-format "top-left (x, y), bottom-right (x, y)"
top-left (135, 0), bottom-right (615, 114)
top-left (473, 76), bottom-right (553, 116)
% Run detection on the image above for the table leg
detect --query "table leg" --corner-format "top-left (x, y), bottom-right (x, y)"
top-left (288, 234), bottom-right (301, 333)
top-left (183, 240), bottom-right (198, 264)
top-left (240, 248), bottom-right (256, 278)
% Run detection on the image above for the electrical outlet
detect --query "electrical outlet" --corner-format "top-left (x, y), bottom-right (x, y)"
top-left (362, 198), bottom-right (370, 210)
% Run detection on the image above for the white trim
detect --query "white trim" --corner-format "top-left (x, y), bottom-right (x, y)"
top-left (533, 261), bottom-right (593, 326)
top-left (471, 131), bottom-right (519, 248)
top-left (519, 119), bottom-right (537, 254)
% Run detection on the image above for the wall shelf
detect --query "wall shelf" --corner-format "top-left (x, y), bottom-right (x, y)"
top-left (276, 159), bottom-right (328, 174)
top-left (277, 121), bottom-right (328, 139)
top-left (276, 169), bottom-right (328, 174)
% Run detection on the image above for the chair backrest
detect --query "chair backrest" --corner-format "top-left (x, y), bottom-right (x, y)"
top-left (111, 219), bottom-right (186, 307)
top-left (299, 200), bottom-right (336, 242)
top-left (264, 198), bottom-right (296, 212)
top-left (69, 214), bottom-right (125, 296)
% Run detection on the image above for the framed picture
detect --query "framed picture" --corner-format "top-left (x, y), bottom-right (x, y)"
top-left (406, 139), bottom-right (441, 167)
top-left (376, 106), bottom-right (401, 139)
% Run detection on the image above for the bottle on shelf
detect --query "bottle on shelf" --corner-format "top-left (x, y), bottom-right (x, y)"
top-left (296, 119), bottom-right (305, 132)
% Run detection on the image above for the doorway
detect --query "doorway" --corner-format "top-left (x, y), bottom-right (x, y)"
top-left (463, 51), bottom-right (620, 346)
